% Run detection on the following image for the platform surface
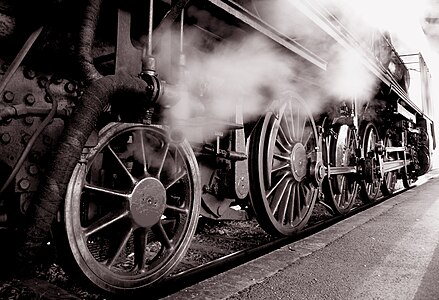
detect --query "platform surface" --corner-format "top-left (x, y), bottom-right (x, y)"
top-left (166, 170), bottom-right (439, 300)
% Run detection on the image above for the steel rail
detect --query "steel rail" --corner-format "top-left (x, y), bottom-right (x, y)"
top-left (151, 186), bottom-right (412, 298)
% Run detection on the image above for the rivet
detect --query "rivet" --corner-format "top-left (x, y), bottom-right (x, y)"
top-left (28, 164), bottom-right (38, 175)
top-left (64, 81), bottom-right (76, 93)
top-left (24, 94), bottom-right (35, 105)
top-left (24, 116), bottom-right (34, 125)
top-left (37, 76), bottom-right (48, 88)
top-left (29, 151), bottom-right (41, 162)
top-left (1, 133), bottom-right (11, 144)
top-left (43, 135), bottom-right (52, 146)
top-left (51, 75), bottom-right (63, 85)
top-left (18, 178), bottom-right (30, 190)
top-left (44, 94), bottom-right (52, 103)
top-left (21, 134), bottom-right (30, 144)
top-left (3, 91), bottom-right (14, 102)
top-left (24, 68), bottom-right (36, 80)
top-left (1, 63), bottom-right (9, 74)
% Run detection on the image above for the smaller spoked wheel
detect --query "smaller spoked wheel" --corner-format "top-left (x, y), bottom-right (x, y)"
top-left (64, 123), bottom-right (200, 293)
top-left (323, 125), bottom-right (359, 215)
top-left (248, 93), bottom-right (319, 237)
top-left (402, 148), bottom-right (418, 188)
top-left (381, 129), bottom-right (399, 195)
top-left (360, 122), bottom-right (381, 202)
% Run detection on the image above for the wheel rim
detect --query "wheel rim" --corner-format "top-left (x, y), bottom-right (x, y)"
top-left (249, 95), bottom-right (318, 236)
top-left (381, 130), bottom-right (398, 195)
top-left (323, 125), bottom-right (358, 214)
top-left (360, 123), bottom-right (381, 202)
top-left (402, 148), bottom-right (417, 188)
top-left (65, 123), bottom-right (200, 293)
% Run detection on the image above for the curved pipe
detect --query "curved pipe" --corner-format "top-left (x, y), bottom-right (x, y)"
top-left (17, 73), bottom-right (151, 262)
top-left (78, 0), bottom-right (103, 83)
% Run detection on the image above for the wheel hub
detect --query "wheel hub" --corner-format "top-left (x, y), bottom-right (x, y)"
top-left (291, 143), bottom-right (307, 181)
top-left (130, 177), bottom-right (167, 228)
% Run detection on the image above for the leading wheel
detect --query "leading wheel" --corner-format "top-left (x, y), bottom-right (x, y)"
top-left (359, 122), bottom-right (381, 202)
top-left (323, 124), bottom-right (359, 215)
top-left (64, 123), bottom-right (201, 293)
top-left (248, 93), bottom-right (319, 237)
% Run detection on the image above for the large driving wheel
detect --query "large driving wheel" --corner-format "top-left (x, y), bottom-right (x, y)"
top-left (64, 123), bottom-right (200, 293)
top-left (381, 129), bottom-right (399, 195)
top-left (248, 94), bottom-right (319, 237)
top-left (323, 124), bottom-right (359, 214)
top-left (359, 122), bottom-right (381, 202)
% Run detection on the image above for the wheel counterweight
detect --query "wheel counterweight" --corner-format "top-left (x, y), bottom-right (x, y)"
top-left (248, 94), bottom-right (319, 237)
top-left (64, 123), bottom-right (201, 293)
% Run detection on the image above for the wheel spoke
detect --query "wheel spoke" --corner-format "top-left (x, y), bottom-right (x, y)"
top-left (276, 138), bottom-right (291, 153)
top-left (288, 183), bottom-right (298, 224)
top-left (166, 204), bottom-right (189, 214)
top-left (336, 176), bottom-right (346, 206)
top-left (273, 153), bottom-right (291, 162)
top-left (84, 183), bottom-right (130, 199)
top-left (294, 182), bottom-right (305, 219)
top-left (270, 178), bottom-right (290, 213)
top-left (271, 163), bottom-right (290, 174)
top-left (133, 228), bottom-right (147, 271)
top-left (148, 144), bottom-right (169, 179)
top-left (106, 226), bottom-right (134, 268)
top-left (298, 116), bottom-right (306, 143)
top-left (280, 111), bottom-right (293, 144)
top-left (287, 102), bottom-right (296, 142)
top-left (266, 172), bottom-right (289, 198)
top-left (278, 126), bottom-right (292, 148)
top-left (153, 144), bottom-right (170, 179)
top-left (139, 131), bottom-right (150, 177)
top-left (152, 221), bottom-right (173, 250)
top-left (107, 145), bottom-right (138, 185)
top-left (84, 210), bottom-right (130, 237)
top-left (276, 181), bottom-right (293, 223)
top-left (303, 130), bottom-right (313, 147)
top-left (164, 170), bottom-right (187, 190)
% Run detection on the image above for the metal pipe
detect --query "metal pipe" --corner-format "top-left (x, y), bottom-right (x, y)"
top-left (0, 26), bottom-right (43, 94)
top-left (78, 0), bottom-right (103, 83)
top-left (147, 0), bottom-right (154, 57)
top-left (142, 0), bottom-right (157, 74)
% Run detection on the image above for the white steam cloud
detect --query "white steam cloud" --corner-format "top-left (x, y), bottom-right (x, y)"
top-left (154, 0), bottom-right (438, 144)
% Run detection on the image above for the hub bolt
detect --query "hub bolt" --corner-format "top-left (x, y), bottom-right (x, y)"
top-left (1, 133), bottom-right (11, 144)
top-left (28, 164), bottom-right (38, 175)
top-left (3, 91), bottom-right (14, 102)
top-left (64, 81), bottom-right (76, 93)
top-left (24, 68), bottom-right (36, 80)
top-left (24, 116), bottom-right (34, 126)
top-left (19, 178), bottom-right (30, 190)
top-left (24, 94), bottom-right (35, 105)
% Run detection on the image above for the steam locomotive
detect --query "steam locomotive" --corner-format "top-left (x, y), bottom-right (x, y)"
top-left (0, 0), bottom-right (435, 294)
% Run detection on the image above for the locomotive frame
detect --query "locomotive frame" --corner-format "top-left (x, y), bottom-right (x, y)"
top-left (0, 0), bottom-right (435, 294)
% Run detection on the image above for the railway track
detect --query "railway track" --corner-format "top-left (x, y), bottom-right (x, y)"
top-left (0, 179), bottom-right (420, 300)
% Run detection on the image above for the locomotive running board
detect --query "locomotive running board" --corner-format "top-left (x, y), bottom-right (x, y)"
top-left (206, 0), bottom-right (327, 70)
top-left (326, 159), bottom-right (409, 177)
top-left (382, 160), bottom-right (407, 173)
